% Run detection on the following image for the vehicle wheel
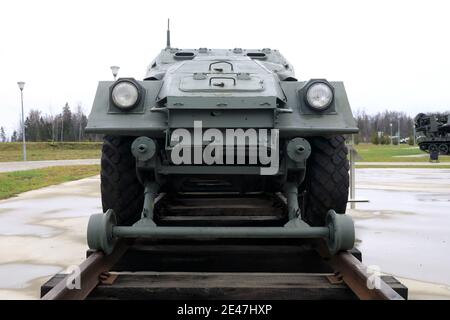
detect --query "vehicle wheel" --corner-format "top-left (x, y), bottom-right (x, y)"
top-left (300, 135), bottom-right (349, 226)
top-left (439, 144), bottom-right (449, 155)
top-left (101, 135), bottom-right (144, 225)
top-left (419, 143), bottom-right (428, 151)
top-left (429, 144), bottom-right (438, 153)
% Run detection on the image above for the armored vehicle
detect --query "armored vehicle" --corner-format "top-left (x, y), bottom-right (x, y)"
top-left (85, 24), bottom-right (358, 255)
top-left (415, 113), bottom-right (450, 155)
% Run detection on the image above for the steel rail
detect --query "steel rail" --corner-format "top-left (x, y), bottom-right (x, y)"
top-left (42, 241), bottom-right (404, 300)
top-left (42, 191), bottom-right (404, 300)
top-left (41, 241), bottom-right (128, 300)
top-left (327, 251), bottom-right (404, 300)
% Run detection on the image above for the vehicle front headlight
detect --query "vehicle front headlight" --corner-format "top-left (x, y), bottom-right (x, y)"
top-left (111, 81), bottom-right (140, 109)
top-left (305, 82), bottom-right (334, 111)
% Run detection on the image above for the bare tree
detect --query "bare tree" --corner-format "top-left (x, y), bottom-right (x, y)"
top-left (11, 103), bottom-right (99, 142)
top-left (353, 109), bottom-right (417, 143)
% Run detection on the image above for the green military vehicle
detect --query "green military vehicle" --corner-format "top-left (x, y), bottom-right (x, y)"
top-left (86, 24), bottom-right (358, 255)
top-left (415, 113), bottom-right (450, 155)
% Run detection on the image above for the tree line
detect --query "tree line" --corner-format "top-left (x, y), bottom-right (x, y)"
top-left (1, 103), bottom-right (101, 142)
top-left (354, 109), bottom-right (450, 145)
top-left (1, 107), bottom-right (448, 144)
top-left (354, 109), bottom-right (414, 145)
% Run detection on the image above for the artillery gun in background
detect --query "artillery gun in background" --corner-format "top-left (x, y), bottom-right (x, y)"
top-left (414, 113), bottom-right (450, 155)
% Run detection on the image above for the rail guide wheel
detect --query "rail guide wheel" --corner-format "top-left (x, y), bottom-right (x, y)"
top-left (326, 210), bottom-right (355, 254)
top-left (87, 209), bottom-right (117, 255)
top-left (87, 209), bottom-right (355, 255)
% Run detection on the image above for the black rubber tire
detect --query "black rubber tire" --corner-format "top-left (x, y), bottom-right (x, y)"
top-left (101, 135), bottom-right (144, 225)
top-left (300, 136), bottom-right (349, 226)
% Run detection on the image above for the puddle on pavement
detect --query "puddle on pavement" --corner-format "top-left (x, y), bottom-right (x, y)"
top-left (0, 195), bottom-right (101, 237)
top-left (352, 186), bottom-right (450, 287)
top-left (0, 264), bottom-right (62, 289)
top-left (416, 193), bottom-right (450, 203)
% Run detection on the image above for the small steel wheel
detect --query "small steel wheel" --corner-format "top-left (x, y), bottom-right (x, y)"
top-left (87, 209), bottom-right (117, 254)
top-left (429, 144), bottom-right (438, 152)
top-left (439, 144), bottom-right (449, 155)
top-left (325, 210), bottom-right (355, 254)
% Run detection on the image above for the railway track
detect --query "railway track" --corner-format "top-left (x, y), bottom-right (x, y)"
top-left (41, 193), bottom-right (407, 300)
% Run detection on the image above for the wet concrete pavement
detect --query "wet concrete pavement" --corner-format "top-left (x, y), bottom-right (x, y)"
top-left (348, 168), bottom-right (450, 299)
top-left (0, 176), bottom-right (101, 299)
top-left (0, 159), bottom-right (100, 173)
top-left (0, 169), bottom-right (449, 299)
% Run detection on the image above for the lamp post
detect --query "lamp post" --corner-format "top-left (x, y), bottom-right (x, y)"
top-left (17, 81), bottom-right (27, 161)
top-left (110, 66), bottom-right (120, 80)
top-left (390, 123), bottom-right (393, 146)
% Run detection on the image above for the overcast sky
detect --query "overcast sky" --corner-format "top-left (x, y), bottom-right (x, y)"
top-left (1, 0), bottom-right (449, 137)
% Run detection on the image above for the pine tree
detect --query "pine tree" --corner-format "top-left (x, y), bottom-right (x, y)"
top-left (61, 102), bottom-right (73, 141)
top-left (11, 131), bottom-right (18, 142)
top-left (0, 127), bottom-right (6, 142)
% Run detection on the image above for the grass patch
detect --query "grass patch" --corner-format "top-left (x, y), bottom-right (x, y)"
top-left (353, 143), bottom-right (450, 162)
top-left (0, 165), bottom-right (100, 199)
top-left (1, 141), bottom-right (448, 164)
top-left (356, 165), bottom-right (450, 169)
top-left (0, 142), bottom-right (101, 162)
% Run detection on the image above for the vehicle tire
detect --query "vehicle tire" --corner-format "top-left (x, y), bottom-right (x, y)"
top-left (300, 135), bottom-right (349, 226)
top-left (419, 143), bottom-right (428, 152)
top-left (439, 144), bottom-right (448, 155)
top-left (101, 135), bottom-right (144, 225)
top-left (429, 144), bottom-right (438, 153)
